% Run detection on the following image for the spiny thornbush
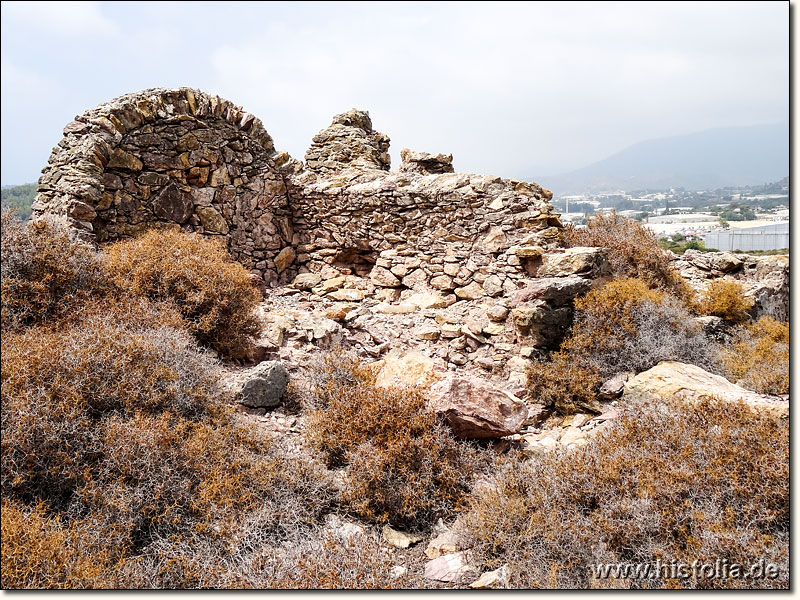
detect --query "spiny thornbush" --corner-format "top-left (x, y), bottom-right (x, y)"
top-left (723, 316), bottom-right (788, 395)
top-left (104, 228), bottom-right (263, 359)
top-left (563, 212), bottom-right (690, 296)
top-left (1, 298), bottom-right (220, 505)
top-left (1, 212), bottom-right (109, 332)
top-left (528, 279), bottom-right (720, 413)
top-left (566, 278), bottom-right (720, 377)
top-left (463, 397), bottom-right (788, 589)
top-left (307, 349), bottom-right (476, 530)
top-left (697, 279), bottom-right (753, 324)
top-left (527, 351), bottom-right (603, 415)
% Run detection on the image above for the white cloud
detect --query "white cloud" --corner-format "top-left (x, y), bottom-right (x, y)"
top-left (1, 1), bottom-right (118, 36)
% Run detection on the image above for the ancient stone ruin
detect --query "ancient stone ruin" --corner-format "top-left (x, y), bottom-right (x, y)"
top-left (30, 86), bottom-right (790, 445)
top-left (33, 87), bottom-right (561, 290)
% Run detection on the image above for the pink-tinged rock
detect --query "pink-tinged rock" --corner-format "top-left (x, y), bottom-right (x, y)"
top-left (429, 376), bottom-right (527, 439)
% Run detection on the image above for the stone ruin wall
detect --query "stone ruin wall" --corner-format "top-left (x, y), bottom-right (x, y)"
top-left (33, 88), bottom-right (297, 284)
top-left (33, 88), bottom-right (563, 294)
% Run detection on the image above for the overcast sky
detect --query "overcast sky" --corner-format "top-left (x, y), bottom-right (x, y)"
top-left (0, 1), bottom-right (788, 185)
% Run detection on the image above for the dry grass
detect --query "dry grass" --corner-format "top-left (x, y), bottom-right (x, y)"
top-left (307, 349), bottom-right (477, 530)
top-left (463, 397), bottom-right (788, 589)
top-left (104, 228), bottom-right (263, 359)
top-left (723, 316), bottom-right (788, 395)
top-left (563, 212), bottom-right (690, 297)
top-left (697, 279), bottom-right (753, 324)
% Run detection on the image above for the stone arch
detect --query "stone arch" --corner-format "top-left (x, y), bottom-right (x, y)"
top-left (32, 88), bottom-right (299, 284)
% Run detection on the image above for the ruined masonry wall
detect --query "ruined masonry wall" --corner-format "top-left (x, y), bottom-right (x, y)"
top-left (33, 89), bottom-right (561, 291)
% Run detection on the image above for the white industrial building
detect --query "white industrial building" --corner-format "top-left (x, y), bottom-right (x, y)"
top-left (704, 222), bottom-right (789, 252)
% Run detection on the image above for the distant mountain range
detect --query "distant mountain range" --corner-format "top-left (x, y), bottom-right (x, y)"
top-left (535, 121), bottom-right (788, 195)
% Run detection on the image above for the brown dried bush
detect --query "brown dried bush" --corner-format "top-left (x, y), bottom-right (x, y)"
top-left (697, 279), bottom-right (753, 324)
top-left (1, 212), bottom-right (109, 332)
top-left (307, 349), bottom-right (476, 530)
top-left (563, 212), bottom-right (689, 296)
top-left (528, 279), bottom-right (720, 413)
top-left (1, 298), bottom-right (219, 505)
top-left (463, 397), bottom-right (788, 589)
top-left (723, 316), bottom-right (788, 395)
top-left (527, 351), bottom-right (603, 415)
top-left (104, 228), bottom-right (263, 359)
top-left (566, 278), bottom-right (719, 377)
top-left (2, 294), bottom-right (336, 588)
top-left (1, 499), bottom-right (123, 589)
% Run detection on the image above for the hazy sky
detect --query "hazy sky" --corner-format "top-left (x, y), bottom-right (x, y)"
top-left (0, 1), bottom-right (788, 185)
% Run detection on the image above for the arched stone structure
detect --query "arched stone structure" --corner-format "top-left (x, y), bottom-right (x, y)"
top-left (33, 88), bottom-right (299, 284)
top-left (33, 89), bottom-right (561, 292)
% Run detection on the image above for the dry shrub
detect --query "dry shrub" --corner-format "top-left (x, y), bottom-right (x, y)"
top-left (697, 279), bottom-right (753, 323)
top-left (0, 499), bottom-right (122, 589)
top-left (254, 531), bottom-right (407, 589)
top-left (104, 228), bottom-right (263, 359)
top-left (463, 397), bottom-right (788, 589)
top-left (723, 316), bottom-right (788, 395)
top-left (1, 298), bottom-right (219, 505)
top-left (563, 212), bottom-right (688, 296)
top-left (566, 278), bottom-right (719, 377)
top-left (1, 212), bottom-right (108, 332)
top-left (528, 279), bottom-right (719, 413)
top-left (2, 293), bottom-right (337, 588)
top-left (527, 351), bottom-right (603, 414)
top-left (307, 349), bottom-right (476, 530)
top-left (112, 528), bottom-right (408, 589)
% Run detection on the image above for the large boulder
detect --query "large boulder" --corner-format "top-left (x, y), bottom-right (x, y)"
top-left (229, 361), bottom-right (290, 408)
top-left (624, 361), bottom-right (788, 418)
top-left (429, 376), bottom-right (528, 439)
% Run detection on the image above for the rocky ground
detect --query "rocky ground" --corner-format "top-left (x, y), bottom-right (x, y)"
top-left (214, 248), bottom-right (788, 587)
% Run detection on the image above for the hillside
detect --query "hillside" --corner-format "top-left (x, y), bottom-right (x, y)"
top-left (1, 183), bottom-right (36, 220)
top-left (536, 122), bottom-right (788, 194)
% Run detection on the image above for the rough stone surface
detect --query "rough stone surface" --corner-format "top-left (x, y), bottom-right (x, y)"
top-left (424, 551), bottom-right (476, 583)
top-left (375, 351), bottom-right (442, 388)
top-left (469, 565), bottom-right (510, 589)
top-left (382, 525), bottom-right (422, 549)
top-left (230, 361), bottom-right (290, 408)
top-left (429, 375), bottom-right (527, 439)
top-left (624, 361), bottom-right (788, 418)
top-left (598, 372), bottom-right (631, 400)
top-left (34, 88), bottom-right (558, 293)
top-left (538, 246), bottom-right (610, 277)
